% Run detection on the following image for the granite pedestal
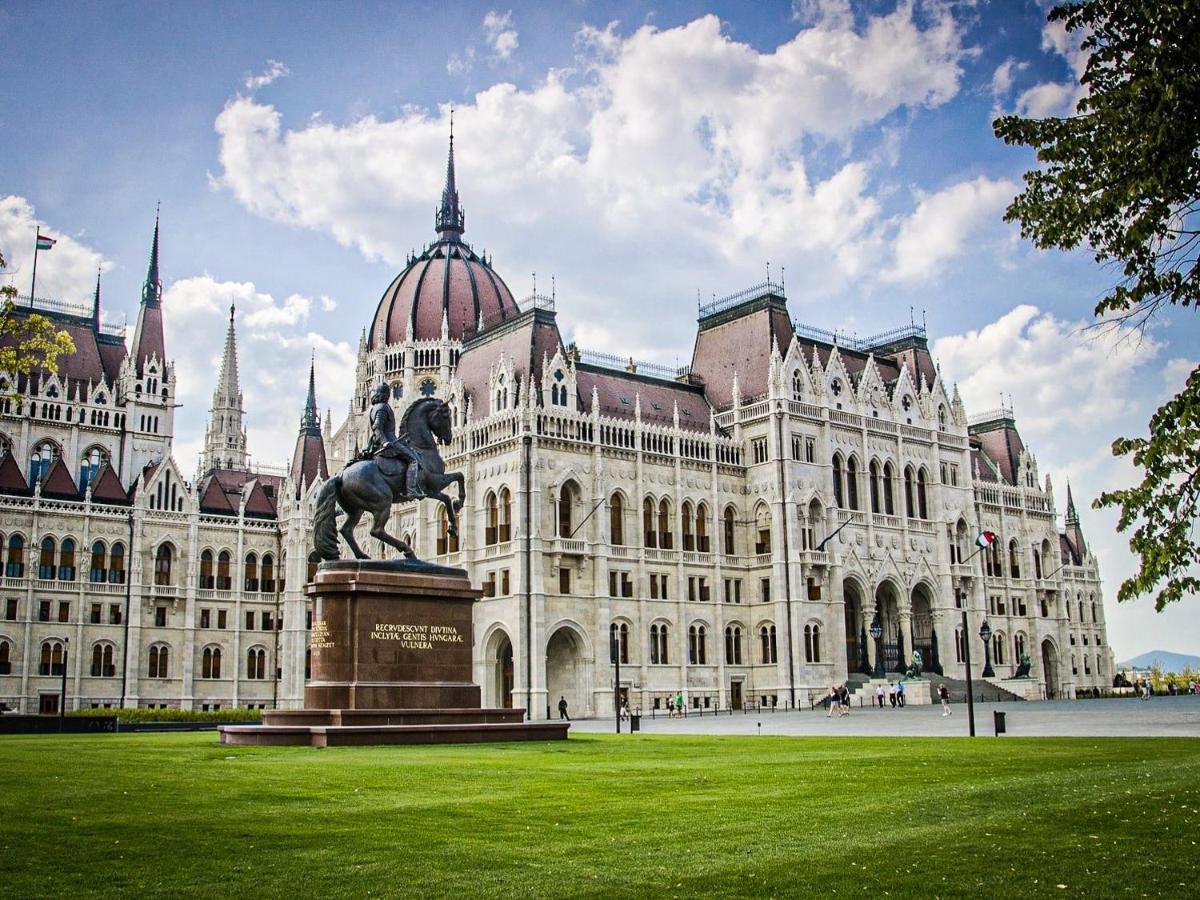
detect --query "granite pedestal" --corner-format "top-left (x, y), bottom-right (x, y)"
top-left (220, 561), bottom-right (567, 747)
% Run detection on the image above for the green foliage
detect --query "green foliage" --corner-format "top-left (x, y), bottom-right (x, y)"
top-left (1097, 367), bottom-right (1200, 609)
top-left (0, 247), bottom-right (77, 391)
top-left (67, 707), bottom-right (263, 723)
top-left (0, 733), bottom-right (1197, 896)
top-left (994, 0), bottom-right (1200, 609)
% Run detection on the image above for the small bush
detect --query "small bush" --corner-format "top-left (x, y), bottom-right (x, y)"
top-left (67, 707), bottom-right (263, 724)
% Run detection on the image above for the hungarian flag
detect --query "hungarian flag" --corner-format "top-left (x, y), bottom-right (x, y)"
top-left (36, 234), bottom-right (56, 251)
top-left (976, 530), bottom-right (998, 548)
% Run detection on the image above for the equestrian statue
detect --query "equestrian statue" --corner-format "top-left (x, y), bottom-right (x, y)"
top-left (313, 386), bottom-right (465, 562)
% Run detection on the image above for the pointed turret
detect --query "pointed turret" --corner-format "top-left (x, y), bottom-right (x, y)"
top-left (129, 208), bottom-right (167, 376)
top-left (434, 112), bottom-right (465, 240)
top-left (1063, 481), bottom-right (1088, 562)
top-left (291, 355), bottom-right (329, 497)
top-left (92, 269), bottom-right (102, 332)
top-left (200, 302), bottom-right (248, 472)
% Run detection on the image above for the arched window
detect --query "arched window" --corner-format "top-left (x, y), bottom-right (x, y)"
top-left (59, 538), bottom-right (76, 581)
top-left (91, 642), bottom-right (115, 677)
top-left (557, 482), bottom-right (576, 538)
top-left (804, 498), bottom-right (821, 550)
top-left (869, 461), bottom-right (881, 514)
top-left (804, 624), bottom-right (822, 663)
top-left (993, 633), bottom-right (1006, 666)
top-left (642, 498), bottom-right (656, 548)
top-left (792, 371), bottom-right (804, 400)
top-left (1009, 541), bottom-right (1021, 578)
top-left (688, 625), bottom-right (707, 664)
top-left (760, 625), bottom-right (777, 664)
top-left (244, 553), bottom-right (259, 592)
top-left (658, 499), bottom-right (672, 549)
top-left (916, 468), bottom-right (928, 519)
top-left (1033, 548), bottom-right (1042, 580)
top-left (89, 541), bottom-right (107, 583)
top-left (682, 501), bottom-right (695, 551)
top-left (40, 639), bottom-right (65, 675)
top-left (6, 534), bottom-right (25, 578)
top-left (723, 506), bottom-right (736, 556)
top-left (724, 626), bottom-right (743, 665)
top-left (79, 446), bottom-right (107, 489)
top-left (938, 404), bottom-right (947, 430)
top-left (485, 492), bottom-right (499, 545)
top-left (648, 623), bottom-right (668, 665)
top-left (154, 544), bottom-right (173, 586)
top-left (695, 503), bottom-right (709, 552)
top-left (216, 551), bottom-right (232, 590)
top-left (148, 644), bottom-right (169, 678)
top-left (247, 647), bottom-right (267, 680)
top-left (261, 554), bottom-right (275, 592)
top-left (846, 457), bottom-right (860, 511)
top-left (609, 493), bottom-right (625, 546)
top-left (279, 552), bottom-right (287, 593)
top-left (904, 466), bottom-right (916, 518)
top-left (832, 454), bottom-right (844, 507)
top-left (498, 488), bottom-right (512, 542)
top-left (437, 509), bottom-right (459, 555)
top-left (609, 622), bottom-right (629, 664)
top-left (199, 550), bottom-right (214, 589)
top-left (202, 646), bottom-right (222, 679)
top-left (38, 537), bottom-right (57, 580)
top-left (754, 505), bottom-right (771, 555)
top-left (882, 462), bottom-right (895, 515)
top-left (108, 542), bottom-right (125, 584)
top-left (30, 440), bottom-right (57, 483)
top-left (0, 639), bottom-right (10, 675)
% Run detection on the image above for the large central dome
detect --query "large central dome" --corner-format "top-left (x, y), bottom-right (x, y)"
top-left (367, 131), bottom-right (519, 349)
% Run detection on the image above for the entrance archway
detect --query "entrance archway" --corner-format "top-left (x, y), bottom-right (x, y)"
top-left (875, 580), bottom-right (902, 673)
top-left (1041, 639), bottom-right (1060, 699)
top-left (546, 625), bottom-right (589, 719)
top-left (483, 629), bottom-right (514, 709)
top-left (843, 579), bottom-right (866, 674)
top-left (910, 582), bottom-right (938, 673)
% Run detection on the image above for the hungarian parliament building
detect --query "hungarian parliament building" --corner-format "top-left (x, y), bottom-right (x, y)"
top-left (0, 140), bottom-right (1112, 717)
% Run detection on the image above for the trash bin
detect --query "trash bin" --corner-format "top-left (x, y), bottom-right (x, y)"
top-left (993, 710), bottom-right (1006, 735)
top-left (630, 715), bottom-right (640, 733)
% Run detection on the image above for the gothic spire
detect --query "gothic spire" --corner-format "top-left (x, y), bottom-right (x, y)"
top-left (300, 353), bottom-right (320, 435)
top-left (1065, 480), bottom-right (1078, 525)
top-left (435, 109), bottom-right (465, 240)
top-left (200, 301), bottom-right (247, 473)
top-left (291, 354), bottom-right (329, 495)
top-left (142, 204), bottom-right (162, 307)
top-left (92, 268), bottom-right (102, 332)
top-left (216, 301), bottom-right (241, 403)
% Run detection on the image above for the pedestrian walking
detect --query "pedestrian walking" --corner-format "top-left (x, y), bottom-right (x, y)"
top-left (826, 685), bottom-right (839, 718)
top-left (876, 683), bottom-right (886, 708)
top-left (667, 696), bottom-right (675, 717)
top-left (897, 680), bottom-right (906, 708)
top-left (676, 691), bottom-right (684, 717)
top-left (620, 699), bottom-right (630, 720)
top-left (889, 683), bottom-right (897, 708)
top-left (558, 696), bottom-right (570, 721)
top-left (939, 684), bottom-right (952, 716)
top-left (838, 683), bottom-right (851, 717)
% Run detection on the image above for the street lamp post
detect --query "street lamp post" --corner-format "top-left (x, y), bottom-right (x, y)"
top-left (58, 637), bottom-right (70, 733)
top-left (869, 618), bottom-right (884, 679)
top-left (610, 631), bottom-right (621, 735)
top-left (980, 620), bottom-right (995, 679)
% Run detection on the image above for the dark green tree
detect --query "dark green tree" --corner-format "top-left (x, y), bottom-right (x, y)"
top-left (994, 0), bottom-right (1200, 610)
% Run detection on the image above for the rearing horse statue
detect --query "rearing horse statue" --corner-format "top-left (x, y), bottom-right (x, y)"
top-left (312, 397), bottom-right (465, 561)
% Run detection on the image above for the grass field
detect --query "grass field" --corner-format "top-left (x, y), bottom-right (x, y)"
top-left (1, 733), bottom-right (1196, 898)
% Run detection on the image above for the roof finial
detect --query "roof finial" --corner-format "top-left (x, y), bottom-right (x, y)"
top-left (141, 204), bottom-right (162, 307)
top-left (435, 106), bottom-right (465, 239)
top-left (92, 267), bottom-right (102, 331)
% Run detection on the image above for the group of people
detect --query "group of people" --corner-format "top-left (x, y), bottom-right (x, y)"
top-left (874, 681), bottom-right (907, 708)
top-left (664, 692), bottom-right (686, 717)
top-left (825, 684), bottom-right (852, 717)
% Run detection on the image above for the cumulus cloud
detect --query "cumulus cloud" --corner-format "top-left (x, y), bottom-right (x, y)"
top-left (483, 10), bottom-right (519, 59)
top-left (213, 8), bottom-right (974, 356)
top-left (1014, 17), bottom-right (1089, 118)
top-left (163, 275), bottom-right (354, 472)
top-left (244, 59), bottom-right (290, 92)
top-left (0, 195), bottom-right (111, 304)
top-left (884, 176), bottom-right (1017, 282)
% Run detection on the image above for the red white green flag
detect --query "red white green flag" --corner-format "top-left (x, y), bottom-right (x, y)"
top-left (35, 234), bottom-right (56, 251)
top-left (976, 530), bottom-right (998, 548)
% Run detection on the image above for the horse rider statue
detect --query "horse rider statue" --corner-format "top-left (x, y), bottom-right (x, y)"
top-left (364, 383), bottom-right (423, 500)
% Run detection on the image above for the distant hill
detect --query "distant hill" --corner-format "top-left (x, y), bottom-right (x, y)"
top-left (1118, 650), bottom-right (1200, 672)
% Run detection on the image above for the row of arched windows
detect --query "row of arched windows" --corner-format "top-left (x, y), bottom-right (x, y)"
top-left (199, 550), bottom-right (278, 593)
top-left (0, 534), bottom-right (127, 583)
top-left (22, 440), bottom-right (112, 487)
top-left (607, 621), bottom-right (809, 667)
top-left (831, 454), bottom-right (929, 518)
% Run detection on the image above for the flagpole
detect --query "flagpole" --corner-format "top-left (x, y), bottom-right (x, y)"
top-left (29, 226), bottom-right (41, 308)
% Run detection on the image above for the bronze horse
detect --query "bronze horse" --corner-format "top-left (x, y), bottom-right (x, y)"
top-left (312, 397), bottom-right (465, 561)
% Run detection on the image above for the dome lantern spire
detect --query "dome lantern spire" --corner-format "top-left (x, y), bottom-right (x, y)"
top-left (435, 107), bottom-right (465, 240)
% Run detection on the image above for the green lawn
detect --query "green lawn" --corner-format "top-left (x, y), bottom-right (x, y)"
top-left (1, 733), bottom-right (1196, 898)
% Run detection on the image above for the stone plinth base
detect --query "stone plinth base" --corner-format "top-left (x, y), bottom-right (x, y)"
top-left (219, 707), bottom-right (568, 747)
top-left (218, 561), bottom-right (569, 748)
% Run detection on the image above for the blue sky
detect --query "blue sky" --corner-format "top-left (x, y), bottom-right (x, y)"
top-left (2, 0), bottom-right (1196, 657)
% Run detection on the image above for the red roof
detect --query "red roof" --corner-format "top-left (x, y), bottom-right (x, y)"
top-left (455, 311), bottom-right (563, 411)
top-left (196, 468), bottom-right (282, 519)
top-left (691, 301), bottom-right (793, 408)
top-left (290, 432), bottom-right (328, 496)
top-left (40, 456), bottom-right (79, 498)
top-left (0, 453), bottom-right (29, 495)
top-left (88, 463), bottom-right (130, 504)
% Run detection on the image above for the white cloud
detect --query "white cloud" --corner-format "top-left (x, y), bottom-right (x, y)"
top-left (319, 294), bottom-right (337, 312)
top-left (243, 59), bottom-right (290, 92)
top-left (162, 275), bottom-right (354, 473)
top-left (483, 10), bottom-right (519, 60)
top-left (0, 195), bottom-right (111, 304)
top-left (884, 176), bottom-right (1017, 282)
top-left (447, 47), bottom-right (475, 76)
top-left (1013, 18), bottom-right (1088, 118)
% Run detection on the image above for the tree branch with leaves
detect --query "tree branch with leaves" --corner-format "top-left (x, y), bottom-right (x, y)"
top-left (0, 248), bottom-right (77, 395)
top-left (994, 0), bottom-right (1200, 610)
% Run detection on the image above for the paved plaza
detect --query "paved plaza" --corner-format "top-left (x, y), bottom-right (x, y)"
top-left (567, 695), bottom-right (1200, 738)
